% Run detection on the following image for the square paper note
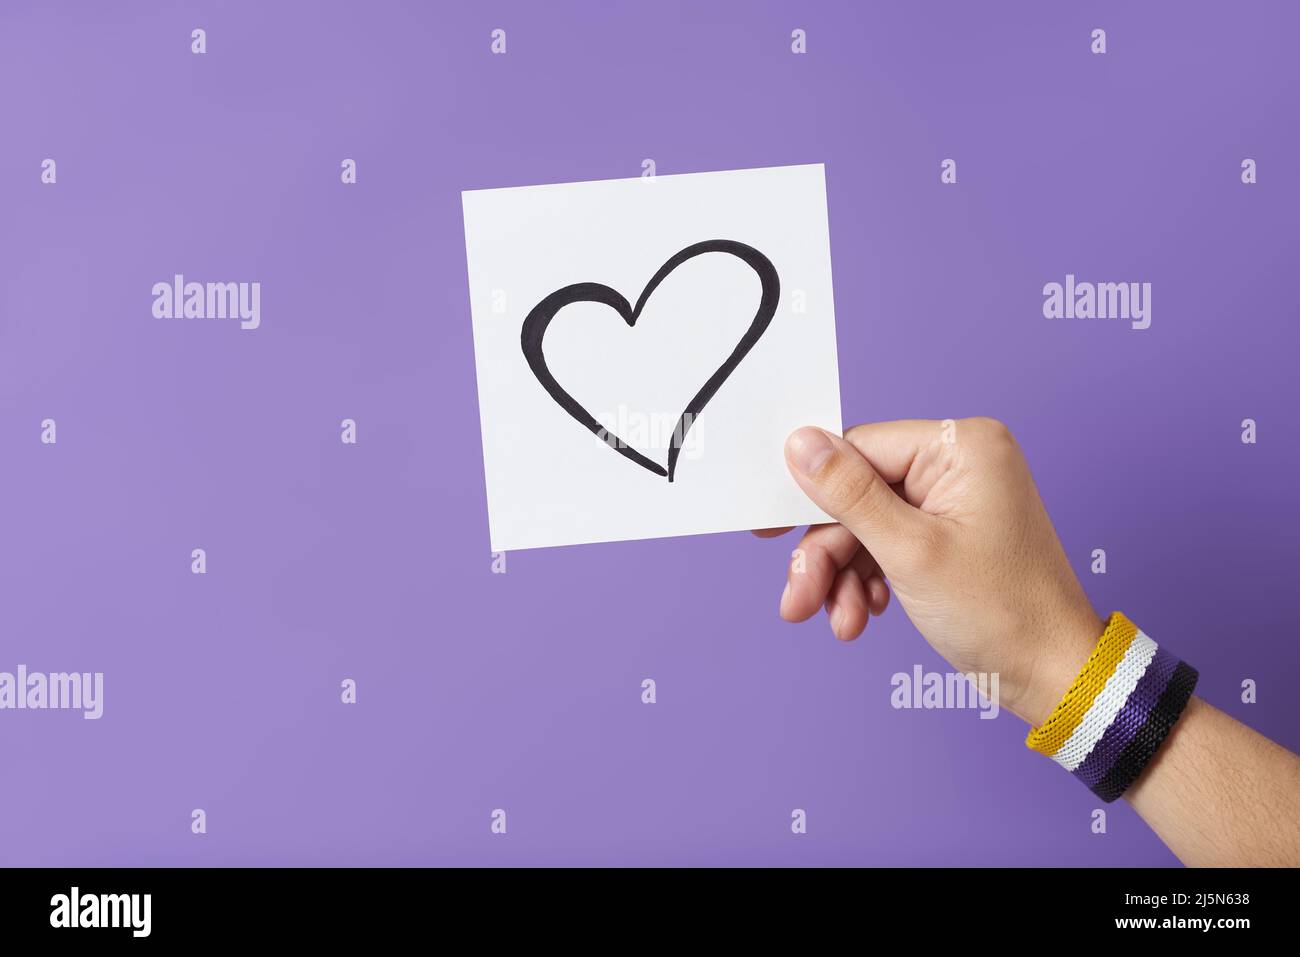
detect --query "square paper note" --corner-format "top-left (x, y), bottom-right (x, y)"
top-left (462, 163), bottom-right (842, 551)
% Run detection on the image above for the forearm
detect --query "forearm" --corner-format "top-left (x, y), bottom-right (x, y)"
top-left (1123, 696), bottom-right (1300, 867)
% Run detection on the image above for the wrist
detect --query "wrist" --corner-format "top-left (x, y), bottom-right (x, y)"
top-left (1022, 611), bottom-right (1201, 804)
top-left (1008, 608), bottom-right (1106, 727)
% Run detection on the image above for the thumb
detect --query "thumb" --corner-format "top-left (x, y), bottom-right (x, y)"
top-left (784, 426), bottom-right (930, 574)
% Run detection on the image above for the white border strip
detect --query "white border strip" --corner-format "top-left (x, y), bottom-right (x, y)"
top-left (1052, 631), bottom-right (1158, 771)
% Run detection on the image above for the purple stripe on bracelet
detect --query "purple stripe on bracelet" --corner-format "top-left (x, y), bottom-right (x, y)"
top-left (1072, 645), bottom-right (1180, 790)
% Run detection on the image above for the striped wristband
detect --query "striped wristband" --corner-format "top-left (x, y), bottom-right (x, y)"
top-left (1025, 612), bottom-right (1197, 803)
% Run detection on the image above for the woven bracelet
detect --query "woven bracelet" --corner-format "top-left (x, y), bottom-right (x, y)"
top-left (1025, 612), bottom-right (1197, 803)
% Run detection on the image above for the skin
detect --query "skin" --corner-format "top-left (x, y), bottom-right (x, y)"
top-left (757, 417), bottom-right (1300, 867)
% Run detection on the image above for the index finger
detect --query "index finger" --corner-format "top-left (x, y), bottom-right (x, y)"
top-left (751, 526), bottom-right (796, 538)
top-left (842, 419), bottom-right (946, 485)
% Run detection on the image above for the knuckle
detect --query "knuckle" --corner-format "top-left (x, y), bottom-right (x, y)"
top-left (970, 416), bottom-right (1012, 441)
top-left (966, 417), bottom-right (1020, 455)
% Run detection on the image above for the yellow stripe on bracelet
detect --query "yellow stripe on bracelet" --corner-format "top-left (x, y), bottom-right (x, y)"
top-left (1025, 612), bottom-right (1140, 756)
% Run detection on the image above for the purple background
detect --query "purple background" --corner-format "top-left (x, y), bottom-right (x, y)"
top-left (2, 1), bottom-right (1296, 867)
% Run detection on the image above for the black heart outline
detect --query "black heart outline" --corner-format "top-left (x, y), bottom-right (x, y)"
top-left (520, 240), bottom-right (779, 482)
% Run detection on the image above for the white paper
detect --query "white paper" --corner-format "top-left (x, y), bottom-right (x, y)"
top-left (462, 164), bottom-right (842, 551)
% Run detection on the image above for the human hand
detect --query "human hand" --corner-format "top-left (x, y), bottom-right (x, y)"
top-left (757, 418), bottom-right (1105, 726)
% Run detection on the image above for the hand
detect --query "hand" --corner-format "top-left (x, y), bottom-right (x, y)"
top-left (760, 417), bottom-right (1300, 866)
top-left (756, 418), bottom-right (1104, 726)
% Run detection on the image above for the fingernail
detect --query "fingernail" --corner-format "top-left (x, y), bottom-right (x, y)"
top-left (786, 428), bottom-right (834, 476)
top-left (780, 581), bottom-right (791, 610)
top-left (827, 601), bottom-right (843, 636)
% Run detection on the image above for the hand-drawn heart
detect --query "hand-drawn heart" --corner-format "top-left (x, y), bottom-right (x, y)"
top-left (520, 239), bottom-right (779, 482)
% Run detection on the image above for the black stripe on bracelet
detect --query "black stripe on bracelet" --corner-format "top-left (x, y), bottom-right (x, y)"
top-left (1092, 661), bottom-right (1199, 804)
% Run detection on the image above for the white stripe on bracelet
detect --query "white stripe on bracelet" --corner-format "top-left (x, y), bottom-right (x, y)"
top-left (1051, 631), bottom-right (1158, 771)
